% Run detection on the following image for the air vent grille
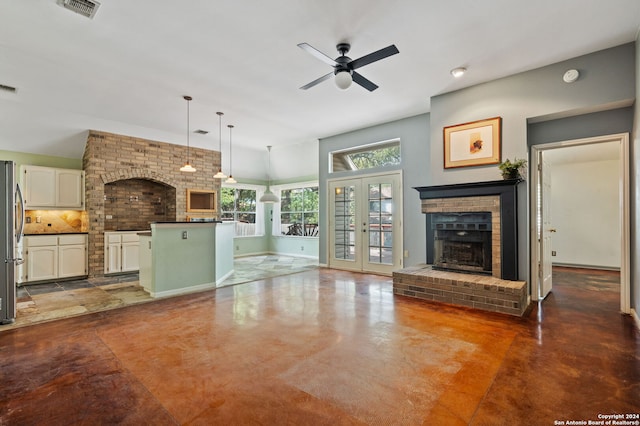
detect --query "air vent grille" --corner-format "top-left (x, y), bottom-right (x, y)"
top-left (56, 0), bottom-right (101, 19)
top-left (0, 84), bottom-right (17, 93)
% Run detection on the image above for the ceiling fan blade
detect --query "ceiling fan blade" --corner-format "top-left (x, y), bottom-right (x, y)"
top-left (297, 43), bottom-right (337, 67)
top-left (352, 72), bottom-right (379, 91)
top-left (300, 72), bottom-right (333, 90)
top-left (349, 45), bottom-right (399, 70)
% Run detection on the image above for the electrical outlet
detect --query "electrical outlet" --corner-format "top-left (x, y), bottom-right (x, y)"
top-left (404, 250), bottom-right (409, 258)
top-left (301, 246), bottom-right (304, 251)
top-left (552, 251), bottom-right (556, 256)
top-left (236, 245), bottom-right (240, 251)
top-left (182, 231), bottom-right (188, 239)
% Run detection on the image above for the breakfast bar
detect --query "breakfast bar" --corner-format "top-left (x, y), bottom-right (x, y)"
top-left (138, 221), bottom-right (234, 298)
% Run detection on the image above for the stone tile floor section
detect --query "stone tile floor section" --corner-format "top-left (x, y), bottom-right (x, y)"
top-left (4, 255), bottom-right (318, 330)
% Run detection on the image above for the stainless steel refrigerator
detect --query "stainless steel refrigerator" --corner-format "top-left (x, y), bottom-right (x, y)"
top-left (1, 161), bottom-right (24, 324)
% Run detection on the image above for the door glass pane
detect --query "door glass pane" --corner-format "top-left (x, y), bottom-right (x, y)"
top-left (368, 183), bottom-right (393, 264)
top-left (334, 185), bottom-right (356, 260)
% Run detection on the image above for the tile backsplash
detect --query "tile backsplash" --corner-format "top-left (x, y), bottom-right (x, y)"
top-left (24, 210), bottom-right (88, 234)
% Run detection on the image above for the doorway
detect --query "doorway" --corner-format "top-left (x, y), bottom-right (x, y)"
top-left (328, 172), bottom-right (403, 275)
top-left (530, 133), bottom-right (630, 313)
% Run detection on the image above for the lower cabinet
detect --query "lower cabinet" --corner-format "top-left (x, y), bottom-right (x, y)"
top-left (104, 232), bottom-right (140, 274)
top-left (23, 234), bottom-right (87, 283)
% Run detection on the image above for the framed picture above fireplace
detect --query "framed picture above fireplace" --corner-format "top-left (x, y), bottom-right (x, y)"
top-left (443, 116), bottom-right (501, 169)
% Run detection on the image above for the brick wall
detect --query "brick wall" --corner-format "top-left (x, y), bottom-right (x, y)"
top-left (82, 130), bottom-right (221, 277)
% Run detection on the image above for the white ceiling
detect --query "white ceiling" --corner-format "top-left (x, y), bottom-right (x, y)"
top-left (1, 0), bottom-right (639, 164)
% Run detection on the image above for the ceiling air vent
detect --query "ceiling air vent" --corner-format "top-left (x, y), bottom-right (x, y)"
top-left (56, 0), bottom-right (101, 19)
top-left (0, 84), bottom-right (17, 93)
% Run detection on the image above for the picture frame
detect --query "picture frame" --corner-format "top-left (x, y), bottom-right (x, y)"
top-left (443, 116), bottom-right (501, 169)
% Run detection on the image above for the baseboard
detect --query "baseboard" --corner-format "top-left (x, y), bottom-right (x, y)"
top-left (631, 309), bottom-right (640, 331)
top-left (151, 282), bottom-right (216, 298)
top-left (216, 269), bottom-right (234, 286)
top-left (552, 263), bottom-right (620, 272)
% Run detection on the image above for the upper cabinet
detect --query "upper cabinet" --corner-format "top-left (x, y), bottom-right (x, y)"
top-left (21, 165), bottom-right (85, 210)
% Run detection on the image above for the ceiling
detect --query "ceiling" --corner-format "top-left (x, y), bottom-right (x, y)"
top-left (1, 0), bottom-right (639, 162)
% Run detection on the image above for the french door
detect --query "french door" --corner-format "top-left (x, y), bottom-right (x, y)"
top-left (328, 172), bottom-right (402, 274)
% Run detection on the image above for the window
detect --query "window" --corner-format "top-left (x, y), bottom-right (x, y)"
top-left (279, 186), bottom-right (319, 237)
top-left (330, 139), bottom-right (401, 172)
top-left (220, 187), bottom-right (258, 236)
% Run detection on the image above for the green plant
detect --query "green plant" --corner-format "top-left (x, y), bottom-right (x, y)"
top-left (498, 158), bottom-right (527, 179)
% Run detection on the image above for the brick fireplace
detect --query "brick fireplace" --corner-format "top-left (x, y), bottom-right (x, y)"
top-left (393, 179), bottom-right (528, 316)
top-left (83, 130), bottom-right (221, 277)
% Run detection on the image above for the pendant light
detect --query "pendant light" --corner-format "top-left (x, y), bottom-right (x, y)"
top-left (225, 124), bottom-right (237, 184)
top-left (213, 111), bottom-right (227, 179)
top-left (179, 95), bottom-right (196, 172)
top-left (259, 145), bottom-right (279, 203)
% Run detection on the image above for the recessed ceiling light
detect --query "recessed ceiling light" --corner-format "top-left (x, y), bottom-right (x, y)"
top-left (450, 67), bottom-right (466, 78)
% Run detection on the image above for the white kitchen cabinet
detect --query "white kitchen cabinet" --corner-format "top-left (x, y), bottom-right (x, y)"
top-left (23, 234), bottom-right (87, 283)
top-left (21, 165), bottom-right (85, 210)
top-left (27, 245), bottom-right (58, 282)
top-left (58, 234), bottom-right (88, 278)
top-left (104, 231), bottom-right (140, 274)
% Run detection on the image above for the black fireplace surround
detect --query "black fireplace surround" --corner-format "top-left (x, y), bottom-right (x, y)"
top-left (414, 179), bottom-right (521, 281)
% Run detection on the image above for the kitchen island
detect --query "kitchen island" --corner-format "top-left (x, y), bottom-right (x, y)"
top-left (138, 221), bottom-right (234, 298)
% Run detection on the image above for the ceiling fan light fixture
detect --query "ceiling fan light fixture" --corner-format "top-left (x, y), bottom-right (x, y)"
top-left (450, 67), bottom-right (466, 78)
top-left (335, 70), bottom-right (353, 90)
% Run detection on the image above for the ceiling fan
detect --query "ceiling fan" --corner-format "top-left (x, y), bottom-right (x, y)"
top-left (298, 42), bottom-right (399, 91)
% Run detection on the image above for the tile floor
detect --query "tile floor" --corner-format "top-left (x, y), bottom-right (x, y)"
top-left (0, 266), bottom-right (638, 425)
top-left (6, 255), bottom-right (318, 330)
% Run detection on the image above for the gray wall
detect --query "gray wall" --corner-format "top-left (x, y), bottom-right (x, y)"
top-left (319, 113), bottom-right (430, 266)
top-left (528, 107), bottom-right (634, 146)
top-left (430, 42), bottom-right (635, 284)
top-left (318, 42), bottom-right (637, 313)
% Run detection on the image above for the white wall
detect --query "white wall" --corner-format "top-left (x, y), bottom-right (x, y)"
top-left (550, 159), bottom-right (620, 268)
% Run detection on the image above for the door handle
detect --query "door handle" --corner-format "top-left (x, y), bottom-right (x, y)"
top-left (549, 228), bottom-right (557, 233)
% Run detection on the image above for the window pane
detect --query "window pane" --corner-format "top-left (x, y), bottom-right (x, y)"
top-left (280, 185), bottom-right (319, 237)
top-left (330, 140), bottom-right (401, 172)
top-left (220, 188), bottom-right (235, 212)
top-left (236, 189), bottom-right (256, 212)
top-left (303, 187), bottom-right (319, 211)
top-left (281, 189), bottom-right (293, 212)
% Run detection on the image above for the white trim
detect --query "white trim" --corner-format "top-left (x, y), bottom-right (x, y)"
top-left (530, 133), bottom-right (630, 314)
top-left (150, 282), bottom-right (216, 298)
top-left (271, 181), bottom-right (318, 191)
top-left (216, 269), bottom-right (234, 286)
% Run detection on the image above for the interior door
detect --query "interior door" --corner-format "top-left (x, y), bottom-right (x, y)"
top-left (329, 173), bottom-right (402, 274)
top-left (539, 153), bottom-right (553, 299)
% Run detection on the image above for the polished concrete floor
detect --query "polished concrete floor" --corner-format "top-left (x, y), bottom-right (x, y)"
top-left (0, 266), bottom-right (638, 425)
